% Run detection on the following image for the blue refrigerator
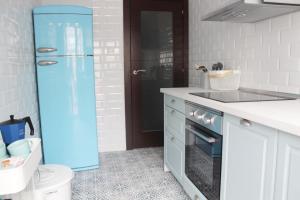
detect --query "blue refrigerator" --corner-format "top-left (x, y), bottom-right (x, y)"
top-left (33, 5), bottom-right (99, 171)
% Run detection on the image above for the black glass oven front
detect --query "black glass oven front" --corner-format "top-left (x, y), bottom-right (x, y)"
top-left (185, 119), bottom-right (222, 200)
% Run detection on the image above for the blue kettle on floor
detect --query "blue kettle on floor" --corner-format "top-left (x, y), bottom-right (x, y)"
top-left (0, 115), bottom-right (34, 145)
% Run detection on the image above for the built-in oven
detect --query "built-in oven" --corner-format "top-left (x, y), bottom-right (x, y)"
top-left (185, 102), bottom-right (223, 200)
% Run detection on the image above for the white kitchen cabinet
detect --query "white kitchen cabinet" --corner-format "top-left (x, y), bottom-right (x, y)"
top-left (274, 132), bottom-right (300, 200)
top-left (164, 95), bottom-right (185, 184)
top-left (165, 131), bottom-right (185, 182)
top-left (221, 114), bottom-right (278, 200)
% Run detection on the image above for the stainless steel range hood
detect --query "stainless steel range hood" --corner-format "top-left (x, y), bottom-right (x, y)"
top-left (202, 0), bottom-right (300, 23)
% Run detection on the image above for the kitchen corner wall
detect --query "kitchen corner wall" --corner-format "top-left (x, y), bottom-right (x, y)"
top-left (40, 0), bottom-right (126, 152)
top-left (0, 0), bottom-right (40, 137)
top-left (189, 0), bottom-right (300, 94)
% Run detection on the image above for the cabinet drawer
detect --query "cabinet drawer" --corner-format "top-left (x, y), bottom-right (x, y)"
top-left (165, 95), bottom-right (185, 113)
top-left (165, 106), bottom-right (185, 143)
top-left (166, 131), bottom-right (184, 182)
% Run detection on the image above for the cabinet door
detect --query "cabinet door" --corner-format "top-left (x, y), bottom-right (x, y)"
top-left (165, 131), bottom-right (184, 182)
top-left (275, 132), bottom-right (300, 200)
top-left (221, 114), bottom-right (277, 200)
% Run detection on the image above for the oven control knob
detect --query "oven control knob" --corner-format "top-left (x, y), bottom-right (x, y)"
top-left (194, 111), bottom-right (205, 120)
top-left (189, 111), bottom-right (196, 117)
top-left (203, 116), bottom-right (216, 125)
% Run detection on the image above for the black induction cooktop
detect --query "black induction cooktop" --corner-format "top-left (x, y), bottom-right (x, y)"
top-left (190, 89), bottom-right (298, 103)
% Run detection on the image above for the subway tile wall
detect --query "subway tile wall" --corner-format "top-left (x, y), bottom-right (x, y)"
top-left (41, 0), bottom-right (126, 152)
top-left (189, 0), bottom-right (300, 94)
top-left (93, 0), bottom-right (126, 152)
top-left (0, 0), bottom-right (40, 138)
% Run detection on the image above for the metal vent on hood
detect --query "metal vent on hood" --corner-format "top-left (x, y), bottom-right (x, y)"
top-left (202, 0), bottom-right (300, 23)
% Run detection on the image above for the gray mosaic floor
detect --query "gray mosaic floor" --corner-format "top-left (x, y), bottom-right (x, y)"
top-left (72, 147), bottom-right (190, 200)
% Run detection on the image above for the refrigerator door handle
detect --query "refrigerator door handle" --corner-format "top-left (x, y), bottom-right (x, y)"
top-left (38, 60), bottom-right (58, 66)
top-left (37, 47), bottom-right (57, 53)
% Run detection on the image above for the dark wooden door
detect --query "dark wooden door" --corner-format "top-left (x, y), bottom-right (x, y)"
top-left (124, 0), bottom-right (188, 149)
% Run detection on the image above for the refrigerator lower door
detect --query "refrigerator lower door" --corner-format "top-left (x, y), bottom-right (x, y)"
top-left (36, 56), bottom-right (99, 170)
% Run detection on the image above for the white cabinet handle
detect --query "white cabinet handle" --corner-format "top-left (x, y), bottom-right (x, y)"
top-left (240, 119), bottom-right (252, 127)
top-left (171, 136), bottom-right (175, 141)
top-left (194, 194), bottom-right (200, 200)
top-left (171, 99), bottom-right (176, 103)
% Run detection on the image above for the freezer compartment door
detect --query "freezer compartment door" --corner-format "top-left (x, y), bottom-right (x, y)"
top-left (36, 56), bottom-right (99, 169)
top-left (33, 14), bottom-right (93, 56)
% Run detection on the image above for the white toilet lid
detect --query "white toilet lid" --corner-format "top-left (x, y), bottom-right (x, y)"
top-left (35, 164), bottom-right (74, 191)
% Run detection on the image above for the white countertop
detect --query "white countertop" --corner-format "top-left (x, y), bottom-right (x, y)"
top-left (161, 87), bottom-right (300, 137)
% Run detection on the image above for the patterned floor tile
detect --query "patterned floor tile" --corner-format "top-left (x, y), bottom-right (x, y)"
top-left (72, 147), bottom-right (190, 200)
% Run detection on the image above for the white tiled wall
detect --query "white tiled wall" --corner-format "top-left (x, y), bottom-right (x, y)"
top-left (93, 0), bottom-right (126, 152)
top-left (40, 0), bottom-right (93, 7)
top-left (41, 0), bottom-right (126, 152)
top-left (189, 0), bottom-right (300, 94)
top-left (0, 0), bottom-right (40, 138)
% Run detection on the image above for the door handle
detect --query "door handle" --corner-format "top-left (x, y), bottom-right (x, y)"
top-left (38, 60), bottom-right (58, 66)
top-left (186, 126), bottom-right (216, 143)
top-left (37, 47), bottom-right (57, 53)
top-left (132, 69), bottom-right (147, 75)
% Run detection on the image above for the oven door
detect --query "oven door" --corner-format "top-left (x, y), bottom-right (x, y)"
top-left (185, 119), bottom-right (222, 200)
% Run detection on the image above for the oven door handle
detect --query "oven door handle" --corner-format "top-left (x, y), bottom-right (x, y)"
top-left (186, 126), bottom-right (216, 143)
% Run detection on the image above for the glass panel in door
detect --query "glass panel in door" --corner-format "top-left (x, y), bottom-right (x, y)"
top-left (140, 11), bottom-right (173, 132)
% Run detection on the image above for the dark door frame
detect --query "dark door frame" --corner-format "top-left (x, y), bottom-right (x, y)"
top-left (124, 0), bottom-right (189, 150)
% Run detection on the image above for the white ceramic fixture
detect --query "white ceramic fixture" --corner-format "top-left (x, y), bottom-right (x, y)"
top-left (0, 138), bottom-right (42, 195)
